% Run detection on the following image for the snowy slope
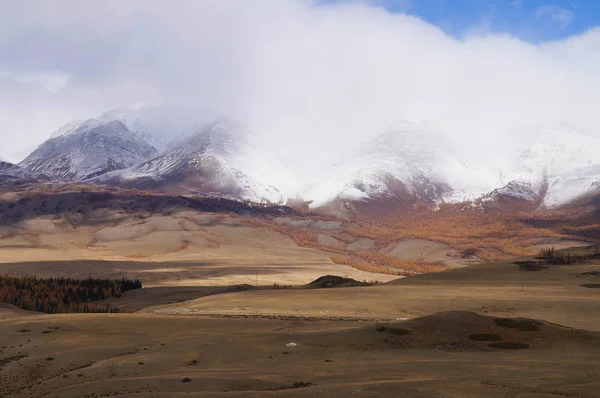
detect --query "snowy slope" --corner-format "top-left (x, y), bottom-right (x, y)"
top-left (302, 122), bottom-right (498, 208)
top-left (92, 117), bottom-right (298, 203)
top-left (99, 104), bottom-right (211, 153)
top-left (494, 126), bottom-right (600, 207)
top-left (20, 119), bottom-right (158, 180)
top-left (50, 120), bottom-right (85, 139)
top-left (545, 164), bottom-right (600, 207)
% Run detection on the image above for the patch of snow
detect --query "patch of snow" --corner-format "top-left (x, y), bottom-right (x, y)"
top-left (503, 126), bottom-right (600, 207)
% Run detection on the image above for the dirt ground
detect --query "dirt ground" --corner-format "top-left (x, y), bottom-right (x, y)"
top-left (380, 238), bottom-right (479, 267)
top-left (1, 309), bottom-right (599, 397)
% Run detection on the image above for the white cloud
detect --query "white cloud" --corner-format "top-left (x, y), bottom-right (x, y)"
top-left (534, 4), bottom-right (574, 29)
top-left (0, 0), bottom-right (597, 176)
top-left (0, 66), bottom-right (70, 93)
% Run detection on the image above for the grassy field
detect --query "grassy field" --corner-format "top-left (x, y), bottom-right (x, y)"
top-left (1, 310), bottom-right (600, 397)
top-left (1, 247), bottom-right (600, 397)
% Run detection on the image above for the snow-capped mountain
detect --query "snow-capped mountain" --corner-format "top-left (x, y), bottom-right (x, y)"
top-left (99, 104), bottom-right (211, 153)
top-left (92, 117), bottom-right (297, 203)
top-left (49, 120), bottom-right (85, 139)
top-left (302, 122), bottom-right (498, 210)
top-left (7, 109), bottom-right (600, 212)
top-left (488, 126), bottom-right (600, 208)
top-left (20, 119), bottom-right (158, 181)
top-left (0, 160), bottom-right (42, 183)
top-left (301, 122), bottom-right (600, 212)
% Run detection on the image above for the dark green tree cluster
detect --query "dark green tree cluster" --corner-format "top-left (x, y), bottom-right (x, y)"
top-left (537, 247), bottom-right (583, 265)
top-left (0, 276), bottom-right (142, 314)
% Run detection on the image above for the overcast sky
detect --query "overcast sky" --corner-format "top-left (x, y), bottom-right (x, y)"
top-left (1, 0), bottom-right (600, 169)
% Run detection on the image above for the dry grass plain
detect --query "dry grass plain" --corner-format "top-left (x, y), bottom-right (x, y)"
top-left (1, 248), bottom-right (600, 397)
top-left (1, 307), bottom-right (600, 397)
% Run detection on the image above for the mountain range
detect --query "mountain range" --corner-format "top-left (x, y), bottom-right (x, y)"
top-left (92, 117), bottom-right (295, 203)
top-left (9, 105), bottom-right (600, 213)
top-left (0, 160), bottom-right (41, 184)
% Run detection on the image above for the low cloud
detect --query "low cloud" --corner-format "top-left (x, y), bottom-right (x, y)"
top-left (0, 0), bottom-right (598, 177)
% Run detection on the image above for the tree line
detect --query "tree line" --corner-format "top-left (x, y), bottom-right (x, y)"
top-left (0, 276), bottom-right (142, 314)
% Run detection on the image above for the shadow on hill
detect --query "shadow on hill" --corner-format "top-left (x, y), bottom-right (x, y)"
top-left (0, 188), bottom-right (298, 225)
top-left (361, 311), bottom-right (600, 352)
top-left (97, 284), bottom-right (257, 311)
top-left (0, 260), bottom-right (290, 288)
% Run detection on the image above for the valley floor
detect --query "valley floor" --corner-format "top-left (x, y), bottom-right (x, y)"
top-left (1, 250), bottom-right (600, 397)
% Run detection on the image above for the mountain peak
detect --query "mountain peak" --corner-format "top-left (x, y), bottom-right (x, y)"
top-left (193, 116), bottom-right (249, 137)
top-left (99, 104), bottom-right (213, 153)
top-left (20, 119), bottom-right (157, 181)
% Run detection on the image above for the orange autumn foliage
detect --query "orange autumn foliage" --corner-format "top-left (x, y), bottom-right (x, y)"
top-left (236, 202), bottom-right (597, 276)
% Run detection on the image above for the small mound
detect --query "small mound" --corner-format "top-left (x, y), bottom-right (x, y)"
top-left (228, 284), bottom-right (256, 292)
top-left (488, 342), bottom-right (530, 350)
top-left (353, 311), bottom-right (600, 353)
top-left (304, 275), bottom-right (370, 289)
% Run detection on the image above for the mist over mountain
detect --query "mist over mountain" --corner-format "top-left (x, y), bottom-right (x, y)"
top-left (98, 104), bottom-right (214, 153)
top-left (3, 1), bottom-right (600, 211)
top-left (92, 116), bottom-right (298, 203)
top-left (3, 1), bottom-right (600, 175)
top-left (10, 110), bottom-right (600, 211)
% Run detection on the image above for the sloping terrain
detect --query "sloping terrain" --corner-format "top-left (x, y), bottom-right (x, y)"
top-left (1, 183), bottom-right (595, 280)
top-left (0, 303), bottom-right (40, 320)
top-left (20, 119), bottom-right (157, 180)
top-left (0, 185), bottom-right (395, 286)
top-left (0, 161), bottom-right (42, 184)
top-left (92, 117), bottom-right (296, 203)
